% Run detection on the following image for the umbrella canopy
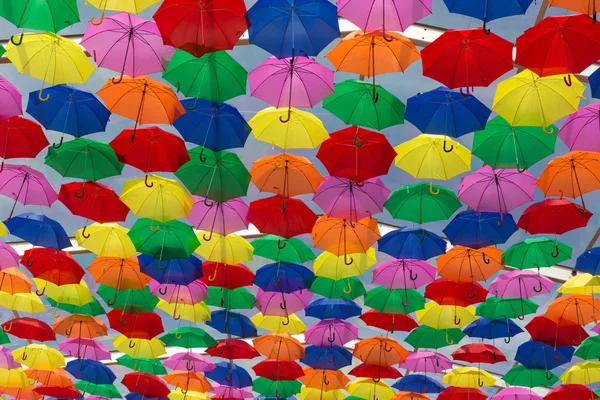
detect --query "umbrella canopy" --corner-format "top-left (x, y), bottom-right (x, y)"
top-left (311, 216), bottom-right (380, 262)
top-left (0, 117), bottom-right (47, 167)
top-left (442, 0), bottom-right (533, 29)
top-left (0, 76), bottom-right (21, 122)
top-left (251, 153), bottom-right (323, 197)
top-left (385, 182), bottom-right (462, 224)
top-left (0, 164), bottom-right (58, 219)
top-left (518, 199), bottom-right (592, 235)
top-left (559, 101), bottom-right (600, 152)
top-left (337, 0), bottom-right (432, 33)
top-left (444, 210), bottom-right (517, 249)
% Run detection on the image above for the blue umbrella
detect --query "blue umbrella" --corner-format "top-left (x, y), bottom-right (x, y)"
top-left (301, 345), bottom-right (352, 370)
top-left (254, 262), bottom-right (314, 293)
top-left (5, 213), bottom-right (71, 251)
top-left (443, 210), bottom-right (517, 249)
top-left (515, 341), bottom-right (574, 370)
top-left (442, 0), bottom-right (534, 33)
top-left (305, 298), bottom-right (361, 320)
top-left (590, 68), bottom-right (600, 99)
top-left (205, 361), bottom-right (252, 388)
top-left (392, 375), bottom-right (445, 393)
top-left (576, 247), bottom-right (600, 274)
top-left (137, 255), bottom-right (203, 285)
top-left (26, 85), bottom-right (111, 148)
top-left (65, 359), bottom-right (116, 385)
top-left (246, 0), bottom-right (340, 59)
top-left (463, 317), bottom-right (524, 342)
top-left (206, 310), bottom-right (257, 338)
top-left (378, 227), bottom-right (447, 260)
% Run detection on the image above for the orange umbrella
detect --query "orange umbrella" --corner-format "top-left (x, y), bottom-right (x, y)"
top-left (353, 336), bottom-right (409, 366)
top-left (87, 257), bottom-right (151, 291)
top-left (312, 216), bottom-right (380, 264)
top-left (25, 369), bottom-right (73, 388)
top-left (537, 151), bottom-right (600, 210)
top-left (393, 392), bottom-right (429, 400)
top-left (299, 367), bottom-right (350, 391)
top-left (96, 76), bottom-right (185, 141)
top-left (437, 246), bottom-right (503, 283)
top-left (0, 267), bottom-right (32, 294)
top-left (163, 371), bottom-right (213, 392)
top-left (0, 386), bottom-right (40, 400)
top-left (253, 333), bottom-right (305, 361)
top-left (52, 314), bottom-right (108, 339)
top-left (545, 293), bottom-right (600, 326)
top-left (250, 153), bottom-right (324, 197)
top-left (549, 0), bottom-right (600, 19)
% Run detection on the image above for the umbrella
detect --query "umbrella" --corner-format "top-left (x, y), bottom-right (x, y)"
top-left (25, 367), bottom-right (74, 387)
top-left (417, 301), bottom-right (477, 328)
top-left (66, 359), bottom-right (116, 385)
top-left (392, 375), bottom-right (445, 394)
top-left (406, 325), bottom-right (465, 348)
top-left (575, 335), bottom-right (600, 360)
top-left (253, 360), bottom-right (304, 381)
top-left (255, 289), bottom-right (312, 317)
top-left (59, 338), bottom-right (111, 361)
top-left (253, 333), bottom-right (304, 361)
top-left (206, 338), bottom-right (259, 359)
top-left (360, 310), bottom-right (418, 333)
top-left (385, 182), bottom-right (461, 224)
top-left (0, 292), bottom-right (46, 314)
top-left (492, 387), bottom-right (542, 400)
top-left (378, 227), bottom-right (447, 260)
top-left (503, 365), bottom-right (558, 387)
top-left (353, 336), bottom-right (409, 366)
top-left (23, 248), bottom-right (84, 288)
top-left (372, 259), bottom-right (437, 290)
top-left (97, 285), bottom-right (157, 314)
top-left (502, 237), bottom-right (572, 270)
top-left (160, 327), bottom-right (216, 349)
top-left (249, 196), bottom-right (318, 238)
top-left (442, 0), bottom-right (533, 32)
top-left (253, 235), bottom-right (315, 264)
top-left (302, 346), bottom-right (353, 370)
top-left (0, 367), bottom-right (29, 388)
top-left (5, 213), bottom-right (71, 250)
top-left (305, 298), bottom-right (362, 319)
top-left (117, 355), bottom-right (167, 374)
top-left (107, 310), bottom-right (163, 339)
top-left (452, 344), bottom-right (506, 364)
top-left (312, 216), bottom-right (380, 263)
top-left (1, 317), bottom-right (55, 341)
top-left (313, 248), bottom-right (376, 280)
top-left (477, 297), bottom-right (539, 320)
top-left (34, 386), bottom-right (81, 399)
top-left (546, 294), bottom-right (600, 326)
top-left (122, 372), bottom-right (170, 398)
top-left (337, 0), bottom-right (432, 33)
top-left (151, 278), bottom-right (206, 305)
top-left (88, 256), bottom-right (150, 292)
top-left (200, 262), bottom-right (254, 289)
top-left (164, 352), bottom-right (215, 372)
top-left (0, 240), bottom-right (19, 269)
top-left (253, 378), bottom-right (302, 398)
top-left (164, 371), bottom-right (213, 392)
top-left (424, 278), bottom-right (488, 306)
top-left (518, 199), bottom-right (592, 235)
top-left (141, 255), bottom-right (203, 286)
top-left (0, 164), bottom-right (58, 219)
top-left (577, 248), bottom-right (600, 274)
top-left (252, 312), bottom-right (306, 334)
top-left (206, 286), bottom-right (254, 309)
top-left (561, 361), bottom-right (600, 385)
top-left (157, 299), bottom-right (210, 322)
top-left (400, 351), bottom-right (452, 373)
top-left (443, 367), bottom-right (495, 388)
top-left (559, 101), bottom-right (600, 152)
top-left (13, 344), bottom-right (65, 369)
top-left (189, 196), bottom-right (249, 238)
top-left (545, 385), bottom-right (599, 400)
top-left (0, 267), bottom-right (32, 294)
top-left (128, 218), bottom-right (200, 261)
top-left (0, 0), bottom-right (78, 33)
top-left (489, 270), bottom-right (554, 298)
top-left (75, 222), bottom-right (136, 258)
top-left (113, 336), bottom-right (166, 359)
top-left (300, 367), bottom-right (349, 390)
top-left (0, 76), bottom-right (22, 122)
top-left (515, 341), bottom-right (574, 369)
top-left (304, 319), bottom-right (358, 347)
top-left (439, 388), bottom-right (485, 400)
top-left (205, 362), bottom-right (252, 387)
top-left (0, 117), bottom-right (48, 168)
top-left (251, 153), bottom-right (323, 197)
top-left (195, 233), bottom-right (253, 265)
top-left (207, 310), bottom-right (257, 338)
top-left (443, 210), bottom-right (517, 248)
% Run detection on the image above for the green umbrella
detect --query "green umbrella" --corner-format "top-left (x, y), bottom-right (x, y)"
top-left (323, 80), bottom-right (405, 131)
top-left (47, 296), bottom-right (106, 316)
top-left (384, 182), bottom-right (462, 224)
top-left (97, 285), bottom-right (158, 313)
top-left (45, 138), bottom-right (124, 181)
top-left (116, 355), bottom-right (167, 375)
top-left (405, 326), bottom-right (465, 349)
top-left (160, 327), bottom-right (217, 349)
top-left (205, 287), bottom-right (255, 309)
top-left (502, 365), bottom-right (558, 387)
top-left (476, 297), bottom-right (539, 320)
top-left (253, 377), bottom-right (302, 398)
top-left (253, 235), bottom-right (316, 263)
top-left (163, 50), bottom-right (247, 106)
top-left (0, 0), bottom-right (79, 40)
top-left (574, 336), bottom-right (600, 360)
top-left (75, 382), bottom-right (122, 398)
top-left (502, 238), bottom-right (573, 270)
top-left (0, 329), bottom-right (10, 345)
top-left (176, 147), bottom-right (251, 203)
top-left (472, 116), bottom-right (557, 171)
top-left (128, 218), bottom-right (200, 261)
top-left (311, 276), bottom-right (366, 300)
top-left (0, 44), bottom-right (5, 58)
top-left (364, 287), bottom-right (425, 314)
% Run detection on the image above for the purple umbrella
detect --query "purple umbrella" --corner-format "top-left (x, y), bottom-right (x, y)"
top-left (188, 196), bottom-right (250, 240)
top-left (0, 241), bottom-right (20, 270)
top-left (337, 0), bottom-right (433, 34)
top-left (249, 56), bottom-right (334, 122)
top-left (559, 101), bottom-right (600, 152)
top-left (458, 166), bottom-right (536, 220)
top-left (0, 164), bottom-right (57, 220)
top-left (313, 177), bottom-right (390, 222)
top-left (58, 338), bottom-right (111, 361)
top-left (399, 351), bottom-right (452, 373)
top-left (254, 289), bottom-right (313, 317)
top-left (0, 76), bottom-right (22, 122)
top-left (0, 346), bottom-right (19, 369)
top-left (304, 318), bottom-right (358, 347)
top-left (488, 270), bottom-right (553, 298)
top-left (491, 387), bottom-right (542, 400)
top-left (81, 12), bottom-right (174, 83)
top-left (149, 280), bottom-right (208, 305)
top-left (212, 384), bottom-right (254, 399)
top-left (372, 259), bottom-right (437, 290)
top-left (164, 352), bottom-right (216, 372)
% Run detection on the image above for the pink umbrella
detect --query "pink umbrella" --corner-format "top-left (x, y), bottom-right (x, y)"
top-left (458, 166), bottom-right (536, 220)
top-left (0, 165), bottom-right (57, 220)
top-left (304, 319), bottom-right (359, 347)
top-left (0, 241), bottom-right (20, 270)
top-left (372, 259), bottom-right (437, 290)
top-left (212, 384), bottom-right (254, 399)
top-left (254, 289), bottom-right (312, 317)
top-left (491, 387), bottom-right (542, 400)
top-left (558, 101), bottom-right (600, 152)
top-left (81, 12), bottom-right (173, 83)
top-left (149, 280), bottom-right (208, 305)
top-left (399, 351), bottom-right (452, 373)
top-left (188, 196), bottom-right (249, 241)
top-left (58, 338), bottom-right (111, 361)
top-left (313, 177), bottom-right (390, 222)
top-left (249, 56), bottom-right (334, 122)
top-left (0, 346), bottom-right (19, 369)
top-left (488, 270), bottom-right (554, 298)
top-left (87, 396), bottom-right (114, 400)
top-left (591, 324), bottom-right (600, 334)
top-left (0, 76), bottom-right (22, 122)
top-left (164, 352), bottom-right (216, 372)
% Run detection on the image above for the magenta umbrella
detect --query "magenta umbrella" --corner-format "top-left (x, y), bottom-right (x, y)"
top-left (81, 12), bottom-right (174, 83)
top-left (212, 384), bottom-right (254, 399)
top-left (148, 280), bottom-right (208, 305)
top-left (188, 196), bottom-right (249, 241)
top-left (313, 177), bottom-right (390, 223)
top-left (254, 289), bottom-right (313, 317)
top-left (558, 101), bottom-right (600, 152)
top-left (0, 164), bottom-right (57, 220)
top-left (163, 352), bottom-right (215, 372)
top-left (304, 318), bottom-right (358, 347)
top-left (249, 56), bottom-right (334, 122)
top-left (491, 387), bottom-right (542, 400)
top-left (0, 346), bottom-right (20, 369)
top-left (0, 76), bottom-right (22, 122)
top-left (87, 396), bottom-right (114, 400)
top-left (0, 241), bottom-right (20, 270)
top-left (337, 0), bottom-right (432, 34)
top-left (458, 166), bottom-right (536, 220)
top-left (399, 351), bottom-right (452, 373)
top-left (58, 338), bottom-right (111, 361)
top-left (372, 259), bottom-right (437, 290)
top-left (488, 270), bottom-right (553, 298)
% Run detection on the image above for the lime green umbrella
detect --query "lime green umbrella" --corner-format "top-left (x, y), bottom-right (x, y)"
top-left (75, 381), bottom-right (122, 398)
top-left (253, 377), bottom-right (302, 398)
top-left (205, 287), bottom-right (255, 309)
top-left (472, 116), bottom-right (557, 171)
top-left (574, 336), bottom-right (600, 360)
top-left (160, 327), bottom-right (217, 349)
top-left (385, 182), bottom-right (462, 224)
top-left (128, 218), bottom-right (200, 261)
top-left (0, 44), bottom-right (5, 58)
top-left (476, 297), bottom-right (539, 320)
top-left (163, 50), bottom-right (247, 106)
top-left (117, 355), bottom-right (167, 375)
top-left (47, 296), bottom-right (106, 316)
top-left (405, 326), bottom-right (465, 349)
top-left (0, 329), bottom-right (10, 345)
top-left (253, 235), bottom-right (316, 263)
top-left (311, 277), bottom-right (366, 300)
top-left (45, 138), bottom-right (124, 181)
top-left (97, 285), bottom-right (158, 313)
top-left (176, 147), bottom-right (251, 203)
top-left (503, 365), bottom-right (558, 387)
top-left (323, 80), bottom-right (405, 131)
top-left (364, 287), bottom-right (425, 314)
top-left (502, 238), bottom-right (573, 270)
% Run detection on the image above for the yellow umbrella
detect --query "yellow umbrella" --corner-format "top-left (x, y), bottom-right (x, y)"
top-left (169, 389), bottom-right (209, 400)
top-left (0, 221), bottom-right (9, 236)
top-left (559, 273), bottom-right (600, 294)
top-left (113, 335), bottom-right (166, 359)
top-left (251, 312), bottom-right (306, 334)
top-left (492, 70), bottom-right (585, 133)
top-left (249, 107), bottom-right (329, 150)
top-left (5, 33), bottom-right (95, 101)
top-left (298, 387), bottom-right (344, 400)
top-left (561, 361), bottom-right (600, 384)
top-left (86, 0), bottom-right (160, 23)
top-left (75, 222), bottom-right (136, 258)
top-left (157, 299), bottom-right (211, 323)
top-left (347, 378), bottom-right (395, 400)
top-left (195, 233), bottom-right (253, 264)
top-left (0, 292), bottom-right (46, 314)
top-left (120, 175), bottom-right (193, 222)
top-left (13, 345), bottom-right (65, 371)
top-left (313, 248), bottom-right (377, 279)
top-left (443, 367), bottom-right (495, 388)
top-left (0, 368), bottom-right (31, 388)
top-left (35, 279), bottom-right (94, 317)
top-left (416, 301), bottom-right (476, 329)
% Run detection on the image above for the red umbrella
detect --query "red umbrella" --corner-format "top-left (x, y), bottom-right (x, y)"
top-left (0, 116), bottom-right (48, 170)
top-left (34, 386), bottom-right (82, 399)
top-left (516, 14), bottom-right (600, 81)
top-left (316, 126), bottom-right (396, 183)
top-left (545, 384), bottom-right (599, 400)
top-left (424, 278), bottom-right (488, 307)
top-left (451, 344), bottom-right (506, 364)
top-left (422, 28), bottom-right (514, 94)
top-left (122, 372), bottom-right (170, 398)
top-left (526, 316), bottom-right (589, 347)
top-left (154, 0), bottom-right (248, 57)
top-left (107, 310), bottom-right (164, 340)
top-left (252, 360), bottom-right (304, 381)
top-left (359, 310), bottom-right (418, 333)
top-left (438, 387), bottom-right (487, 400)
top-left (249, 195), bottom-right (317, 239)
top-left (22, 248), bottom-right (85, 291)
top-left (517, 198), bottom-right (592, 235)
top-left (1, 317), bottom-right (55, 342)
top-left (200, 262), bottom-right (255, 289)
top-left (349, 363), bottom-right (402, 380)
top-left (206, 338), bottom-right (260, 360)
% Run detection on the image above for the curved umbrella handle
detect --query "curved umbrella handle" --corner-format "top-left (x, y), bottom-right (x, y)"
top-left (533, 280), bottom-right (543, 293)
top-left (372, 87), bottom-right (379, 103)
top-left (185, 97), bottom-right (200, 111)
top-left (144, 175), bottom-right (154, 188)
top-left (517, 164), bottom-right (528, 173)
top-left (551, 244), bottom-right (559, 258)
top-left (174, 327), bottom-right (181, 340)
top-left (90, 11), bottom-right (105, 26)
top-left (0, 160), bottom-right (4, 173)
top-left (111, 73), bottom-right (124, 84)
top-left (443, 137), bottom-right (454, 153)
top-left (25, 256), bottom-right (34, 267)
top-left (429, 182), bottom-right (440, 195)
top-left (323, 374), bottom-right (330, 385)
top-left (158, 285), bottom-right (168, 295)
top-left (383, 342), bottom-right (393, 352)
top-left (198, 147), bottom-right (207, 163)
top-left (445, 330), bottom-right (454, 345)
top-left (542, 125), bottom-right (554, 135)
top-left (343, 278), bottom-right (352, 294)
top-left (478, 379), bottom-right (484, 387)
top-left (353, 132), bottom-right (365, 147)
top-left (344, 253), bottom-right (354, 266)
top-left (281, 314), bottom-right (290, 326)
top-left (119, 312), bottom-right (128, 325)
top-left (545, 371), bottom-right (554, 381)
top-left (128, 340), bottom-right (136, 348)
top-left (277, 238), bottom-right (287, 249)
top-left (53, 308), bottom-right (61, 318)
top-left (482, 18), bottom-right (491, 35)
top-left (482, 252), bottom-right (490, 264)
top-left (157, 260), bottom-right (169, 270)
top-left (173, 312), bottom-right (181, 321)
top-left (467, 281), bottom-right (477, 299)
top-left (64, 326), bottom-right (73, 337)
top-left (216, 345), bottom-right (225, 355)
top-left (38, 88), bottom-right (50, 102)
top-left (409, 269), bottom-right (419, 281)
top-left (35, 286), bottom-right (46, 296)
top-left (459, 87), bottom-right (470, 97)
top-left (52, 136), bottom-right (64, 149)
top-left (2, 322), bottom-right (12, 332)
top-left (418, 229), bottom-right (426, 242)
top-left (517, 308), bottom-right (525, 320)
top-left (10, 33), bottom-right (24, 46)
top-left (208, 268), bottom-right (218, 282)
top-left (327, 331), bottom-right (336, 343)
top-left (275, 389), bottom-right (280, 399)
top-left (149, 220), bottom-right (160, 232)
top-left (203, 230), bottom-right (214, 242)
top-left (280, 299), bottom-right (287, 310)
top-left (74, 186), bottom-right (85, 198)
top-left (107, 296), bottom-right (116, 306)
top-left (504, 335), bottom-right (511, 344)
top-left (203, 197), bottom-right (215, 207)
top-left (279, 107), bottom-right (292, 123)
top-left (401, 295), bottom-right (409, 307)
top-left (454, 314), bottom-right (461, 326)
top-left (553, 347), bottom-right (561, 361)
top-left (564, 74), bottom-right (572, 87)
top-left (22, 352), bottom-right (27, 361)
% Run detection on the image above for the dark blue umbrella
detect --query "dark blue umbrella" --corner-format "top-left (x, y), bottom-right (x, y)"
top-left (138, 255), bottom-right (203, 285)
top-left (5, 213), bottom-right (71, 250)
top-left (463, 317), bottom-right (524, 342)
top-left (305, 298), bottom-right (361, 320)
top-left (65, 359), bottom-right (116, 385)
top-left (443, 210), bottom-right (517, 249)
top-left (392, 375), bottom-right (445, 393)
top-left (576, 247), bottom-right (600, 274)
top-left (205, 362), bottom-right (252, 388)
top-left (206, 310), bottom-right (257, 338)
top-left (442, 0), bottom-right (534, 33)
top-left (301, 345), bottom-right (352, 370)
top-left (254, 262), bottom-right (314, 293)
top-left (246, 0), bottom-right (340, 59)
top-left (26, 85), bottom-right (111, 148)
top-left (378, 227), bottom-right (447, 260)
top-left (515, 341), bottom-right (574, 370)
top-left (590, 68), bottom-right (600, 99)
